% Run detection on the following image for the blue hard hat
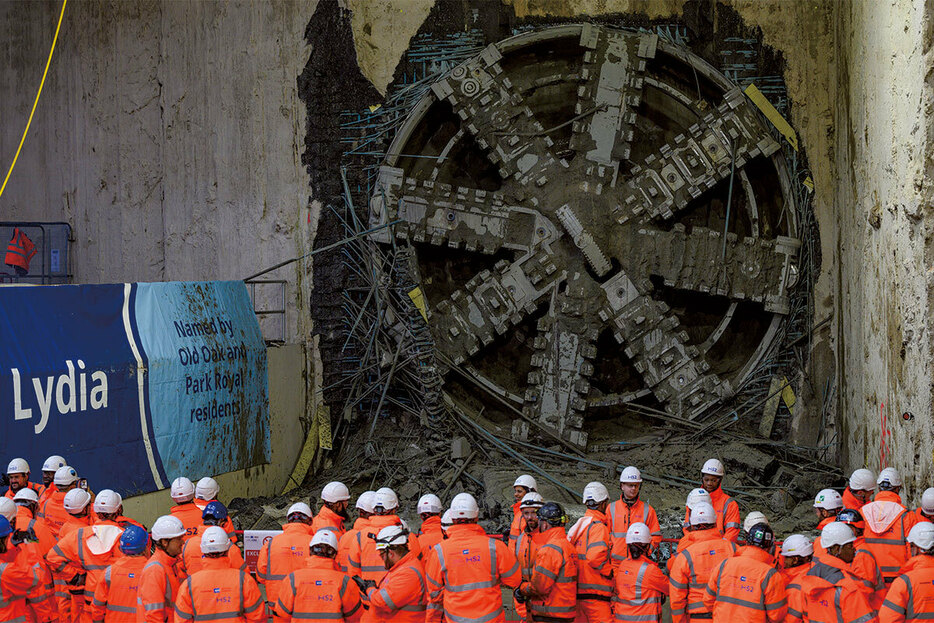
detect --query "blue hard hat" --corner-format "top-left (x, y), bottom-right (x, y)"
top-left (746, 522), bottom-right (775, 550)
top-left (0, 516), bottom-right (11, 539)
top-left (119, 525), bottom-right (149, 555)
top-left (203, 501), bottom-right (228, 521)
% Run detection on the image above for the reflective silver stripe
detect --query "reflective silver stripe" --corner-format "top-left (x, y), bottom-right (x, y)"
top-left (614, 614), bottom-right (660, 621)
top-left (446, 608), bottom-right (504, 623)
top-left (865, 537), bottom-right (905, 545)
top-left (714, 595), bottom-right (765, 610)
top-left (360, 565), bottom-right (385, 572)
top-left (444, 579), bottom-right (498, 592)
top-left (534, 565), bottom-right (557, 580)
top-left (531, 604), bottom-right (577, 613)
top-left (379, 588), bottom-right (396, 610)
top-left (577, 583), bottom-right (612, 594)
top-left (106, 604), bottom-right (137, 613)
top-left (290, 613), bottom-right (343, 619)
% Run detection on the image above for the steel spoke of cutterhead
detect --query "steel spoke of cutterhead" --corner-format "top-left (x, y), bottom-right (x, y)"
top-left (370, 165), bottom-right (562, 255)
top-left (615, 86), bottom-right (781, 223)
top-left (430, 44), bottom-right (569, 191)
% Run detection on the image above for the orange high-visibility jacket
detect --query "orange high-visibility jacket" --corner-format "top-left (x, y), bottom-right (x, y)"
top-left (255, 522), bottom-right (313, 614)
top-left (417, 516), bottom-right (444, 553)
top-left (669, 528), bottom-right (737, 622)
top-left (365, 550), bottom-right (427, 622)
top-left (90, 555), bottom-right (147, 622)
top-left (338, 518), bottom-right (370, 574)
top-left (4, 482), bottom-right (44, 500)
top-left (276, 556), bottom-right (362, 623)
top-left (613, 554), bottom-right (668, 623)
top-left (785, 558), bottom-right (875, 623)
top-left (915, 509), bottom-right (933, 524)
top-left (513, 527), bottom-right (544, 621)
top-left (568, 509), bottom-right (613, 603)
top-left (180, 532), bottom-right (245, 577)
top-left (5, 227), bottom-right (37, 273)
top-left (174, 557), bottom-right (264, 623)
top-left (526, 526), bottom-right (578, 622)
top-left (12, 539), bottom-right (57, 623)
top-left (607, 498), bottom-right (662, 565)
top-left (780, 561), bottom-right (812, 623)
top-left (312, 506), bottom-right (347, 539)
top-left (137, 548), bottom-right (181, 623)
top-left (193, 500), bottom-right (237, 543)
top-left (881, 555), bottom-right (934, 623)
top-left (38, 490), bottom-right (72, 538)
top-left (15, 506), bottom-right (55, 556)
top-left (863, 493), bottom-right (920, 584)
top-left (708, 488), bottom-right (741, 542)
top-left (509, 502), bottom-right (528, 545)
top-left (346, 515), bottom-right (421, 584)
top-left (37, 483), bottom-right (57, 507)
top-left (169, 503), bottom-right (204, 541)
top-left (46, 523), bottom-right (125, 616)
top-left (60, 514), bottom-right (93, 540)
top-left (703, 545), bottom-right (787, 623)
top-left (1, 547), bottom-right (42, 623)
top-left (680, 502), bottom-right (735, 540)
top-left (425, 522), bottom-right (521, 623)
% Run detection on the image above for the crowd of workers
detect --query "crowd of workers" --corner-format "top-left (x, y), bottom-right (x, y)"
top-left (2, 454), bottom-right (934, 623)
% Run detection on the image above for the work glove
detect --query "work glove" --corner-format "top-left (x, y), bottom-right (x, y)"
top-left (67, 573), bottom-right (86, 595)
top-left (513, 587), bottom-right (527, 604)
top-left (351, 576), bottom-right (368, 592)
top-left (502, 527), bottom-right (510, 544)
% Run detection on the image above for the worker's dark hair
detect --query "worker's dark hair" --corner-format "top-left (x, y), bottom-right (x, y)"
top-left (628, 543), bottom-right (649, 559)
top-left (204, 552), bottom-right (226, 559)
top-left (311, 544), bottom-right (337, 558)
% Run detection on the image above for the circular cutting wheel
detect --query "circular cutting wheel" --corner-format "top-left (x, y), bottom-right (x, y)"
top-left (369, 24), bottom-right (800, 447)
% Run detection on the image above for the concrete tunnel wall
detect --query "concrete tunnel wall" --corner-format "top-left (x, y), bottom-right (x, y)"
top-left (1, 0), bottom-right (933, 508)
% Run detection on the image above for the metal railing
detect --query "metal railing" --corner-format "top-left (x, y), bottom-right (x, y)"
top-left (0, 222), bottom-right (72, 284)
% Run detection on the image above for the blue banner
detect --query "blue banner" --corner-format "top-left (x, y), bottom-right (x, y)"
top-left (0, 281), bottom-right (270, 497)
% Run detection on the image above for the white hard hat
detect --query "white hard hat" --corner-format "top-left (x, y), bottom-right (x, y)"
top-left (374, 488), bottom-right (399, 511)
top-left (42, 455), bottom-right (67, 473)
top-left (821, 522), bottom-right (856, 549)
top-left (200, 526), bottom-right (231, 553)
top-left (514, 475), bottom-right (538, 490)
top-left (418, 494), bottom-right (443, 515)
top-left (196, 477), bottom-right (220, 501)
top-left (0, 498), bottom-right (15, 521)
top-left (7, 458), bottom-right (29, 475)
top-left (743, 511), bottom-right (770, 533)
top-left (322, 482), bottom-right (350, 503)
top-left (620, 466), bottom-right (642, 483)
top-left (151, 515), bottom-right (186, 540)
top-left (450, 492), bottom-right (479, 519)
top-left (310, 530), bottom-right (339, 550)
top-left (690, 503), bottom-right (717, 526)
top-left (13, 488), bottom-right (38, 504)
top-left (63, 489), bottom-right (91, 514)
top-left (922, 488), bottom-right (934, 513)
top-left (781, 534), bottom-right (814, 557)
top-left (374, 525), bottom-right (409, 550)
top-left (626, 522), bottom-right (652, 544)
top-left (877, 467), bottom-right (903, 487)
top-left (813, 489), bottom-right (843, 510)
top-left (54, 466), bottom-right (79, 487)
top-left (287, 502), bottom-right (313, 519)
top-left (907, 522), bottom-right (934, 550)
top-left (94, 489), bottom-right (123, 514)
top-left (170, 477), bottom-right (195, 503)
top-left (356, 491), bottom-right (376, 513)
top-left (689, 502), bottom-right (717, 526)
top-left (686, 488), bottom-right (712, 510)
top-left (849, 468), bottom-right (876, 491)
top-left (519, 492), bottom-right (544, 509)
top-left (582, 482), bottom-right (609, 505)
top-left (702, 459), bottom-right (725, 477)
top-left (440, 509), bottom-right (454, 527)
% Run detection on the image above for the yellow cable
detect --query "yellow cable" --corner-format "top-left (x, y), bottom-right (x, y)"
top-left (0, 0), bottom-right (67, 202)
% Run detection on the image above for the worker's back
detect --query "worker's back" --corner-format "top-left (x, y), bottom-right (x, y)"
top-left (786, 558), bottom-right (874, 623)
top-left (276, 556), bottom-right (362, 623)
top-left (256, 522), bottom-right (312, 615)
top-left (174, 558), bottom-right (265, 623)
top-left (863, 493), bottom-right (918, 584)
top-left (91, 555), bottom-right (148, 622)
top-left (703, 546), bottom-right (787, 623)
top-left (181, 531), bottom-right (245, 576)
top-left (615, 554), bottom-right (668, 622)
top-left (879, 554), bottom-right (934, 622)
top-left (669, 529), bottom-right (736, 619)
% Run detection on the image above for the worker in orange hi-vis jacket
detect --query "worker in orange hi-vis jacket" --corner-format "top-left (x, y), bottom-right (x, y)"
top-left (843, 469), bottom-right (876, 511)
top-left (174, 527), bottom-right (265, 623)
top-left (180, 502), bottom-right (245, 577)
top-left (362, 524), bottom-right (428, 622)
top-left (168, 478), bottom-right (203, 540)
top-left (703, 522), bottom-right (788, 623)
top-left (193, 477), bottom-right (237, 544)
top-left (669, 503), bottom-right (736, 623)
top-left (778, 533), bottom-right (814, 621)
top-left (614, 523), bottom-right (668, 623)
top-left (915, 488), bottom-right (934, 524)
top-left (276, 530), bottom-right (362, 623)
top-left (37, 466), bottom-right (82, 538)
top-left (880, 522), bottom-right (934, 623)
top-left (0, 516), bottom-right (45, 623)
top-left (509, 475), bottom-right (539, 545)
top-left (425, 493), bottom-right (520, 623)
top-left (11, 489), bottom-right (56, 555)
top-left (136, 515), bottom-right (186, 623)
top-left (786, 522), bottom-right (875, 623)
top-left (608, 467), bottom-right (662, 567)
top-left (698, 459), bottom-right (741, 542)
top-left (256, 502), bottom-right (314, 623)
top-left (312, 482), bottom-right (350, 539)
top-left (415, 494), bottom-right (445, 552)
top-left (513, 492), bottom-right (545, 621)
top-left (569, 482), bottom-right (613, 623)
top-left (515, 502), bottom-right (578, 623)
top-left (338, 492), bottom-right (375, 574)
top-left (862, 468), bottom-right (920, 586)
top-left (90, 525), bottom-right (149, 623)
